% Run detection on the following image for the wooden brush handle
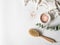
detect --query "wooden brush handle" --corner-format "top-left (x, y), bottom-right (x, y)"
top-left (41, 35), bottom-right (56, 43)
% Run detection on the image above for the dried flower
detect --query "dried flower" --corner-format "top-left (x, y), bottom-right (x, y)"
top-left (55, 0), bottom-right (60, 12)
top-left (24, 0), bottom-right (30, 6)
top-left (30, 11), bottom-right (36, 18)
top-left (24, 0), bottom-right (42, 6)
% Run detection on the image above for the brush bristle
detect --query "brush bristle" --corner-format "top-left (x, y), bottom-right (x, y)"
top-left (29, 29), bottom-right (39, 37)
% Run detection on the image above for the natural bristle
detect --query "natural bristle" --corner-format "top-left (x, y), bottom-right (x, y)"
top-left (29, 29), bottom-right (39, 37)
top-left (29, 29), bottom-right (56, 43)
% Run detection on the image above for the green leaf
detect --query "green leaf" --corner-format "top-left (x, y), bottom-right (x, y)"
top-left (36, 23), bottom-right (60, 31)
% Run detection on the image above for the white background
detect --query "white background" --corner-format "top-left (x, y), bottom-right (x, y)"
top-left (0, 0), bottom-right (60, 45)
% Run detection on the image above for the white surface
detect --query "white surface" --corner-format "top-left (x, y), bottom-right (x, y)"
top-left (17, 0), bottom-right (60, 45)
top-left (0, 0), bottom-right (60, 45)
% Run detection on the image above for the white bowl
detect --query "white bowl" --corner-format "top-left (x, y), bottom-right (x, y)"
top-left (40, 13), bottom-right (51, 26)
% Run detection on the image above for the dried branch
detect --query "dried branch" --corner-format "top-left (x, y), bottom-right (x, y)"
top-left (38, 0), bottom-right (42, 5)
top-left (55, 0), bottom-right (60, 12)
